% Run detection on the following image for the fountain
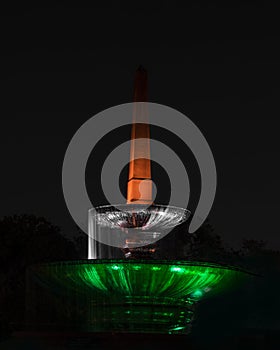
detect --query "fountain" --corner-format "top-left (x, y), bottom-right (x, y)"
top-left (25, 67), bottom-right (250, 335)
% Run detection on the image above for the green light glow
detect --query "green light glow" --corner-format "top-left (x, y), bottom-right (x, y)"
top-left (34, 260), bottom-right (244, 300)
top-left (151, 266), bottom-right (161, 271)
top-left (171, 326), bottom-right (185, 331)
top-left (170, 266), bottom-right (184, 273)
top-left (30, 259), bottom-right (248, 334)
top-left (191, 289), bottom-right (203, 298)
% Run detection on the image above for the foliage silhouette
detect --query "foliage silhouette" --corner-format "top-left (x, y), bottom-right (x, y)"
top-left (0, 214), bottom-right (79, 336)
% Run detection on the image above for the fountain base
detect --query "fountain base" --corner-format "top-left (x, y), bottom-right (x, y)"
top-left (25, 260), bottom-right (247, 335)
top-left (88, 296), bottom-right (195, 334)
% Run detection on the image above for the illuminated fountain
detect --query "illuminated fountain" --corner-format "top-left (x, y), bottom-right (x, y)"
top-left (26, 67), bottom-right (249, 335)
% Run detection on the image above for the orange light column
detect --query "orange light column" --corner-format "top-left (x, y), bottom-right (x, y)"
top-left (127, 66), bottom-right (153, 204)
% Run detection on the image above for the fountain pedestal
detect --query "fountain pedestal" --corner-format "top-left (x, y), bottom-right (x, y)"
top-left (26, 260), bottom-right (247, 335)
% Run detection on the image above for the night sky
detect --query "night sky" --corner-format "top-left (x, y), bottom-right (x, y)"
top-left (1, 2), bottom-right (279, 249)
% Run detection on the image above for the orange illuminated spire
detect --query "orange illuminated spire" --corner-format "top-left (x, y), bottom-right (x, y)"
top-left (126, 66), bottom-right (153, 204)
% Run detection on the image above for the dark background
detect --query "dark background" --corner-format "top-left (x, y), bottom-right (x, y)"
top-left (0, 1), bottom-right (280, 348)
top-left (1, 1), bottom-right (279, 249)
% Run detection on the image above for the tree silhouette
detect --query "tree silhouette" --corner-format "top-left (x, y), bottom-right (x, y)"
top-left (153, 217), bottom-right (230, 263)
top-left (0, 214), bottom-right (79, 336)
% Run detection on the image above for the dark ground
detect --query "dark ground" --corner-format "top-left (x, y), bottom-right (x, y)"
top-left (1, 331), bottom-right (280, 350)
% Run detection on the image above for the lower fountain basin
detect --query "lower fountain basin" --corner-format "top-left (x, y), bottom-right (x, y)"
top-left (26, 260), bottom-right (248, 334)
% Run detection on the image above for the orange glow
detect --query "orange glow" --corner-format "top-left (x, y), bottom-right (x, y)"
top-left (127, 66), bottom-right (153, 204)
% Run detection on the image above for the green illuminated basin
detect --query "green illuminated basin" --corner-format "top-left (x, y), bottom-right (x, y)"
top-left (27, 260), bottom-right (248, 334)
